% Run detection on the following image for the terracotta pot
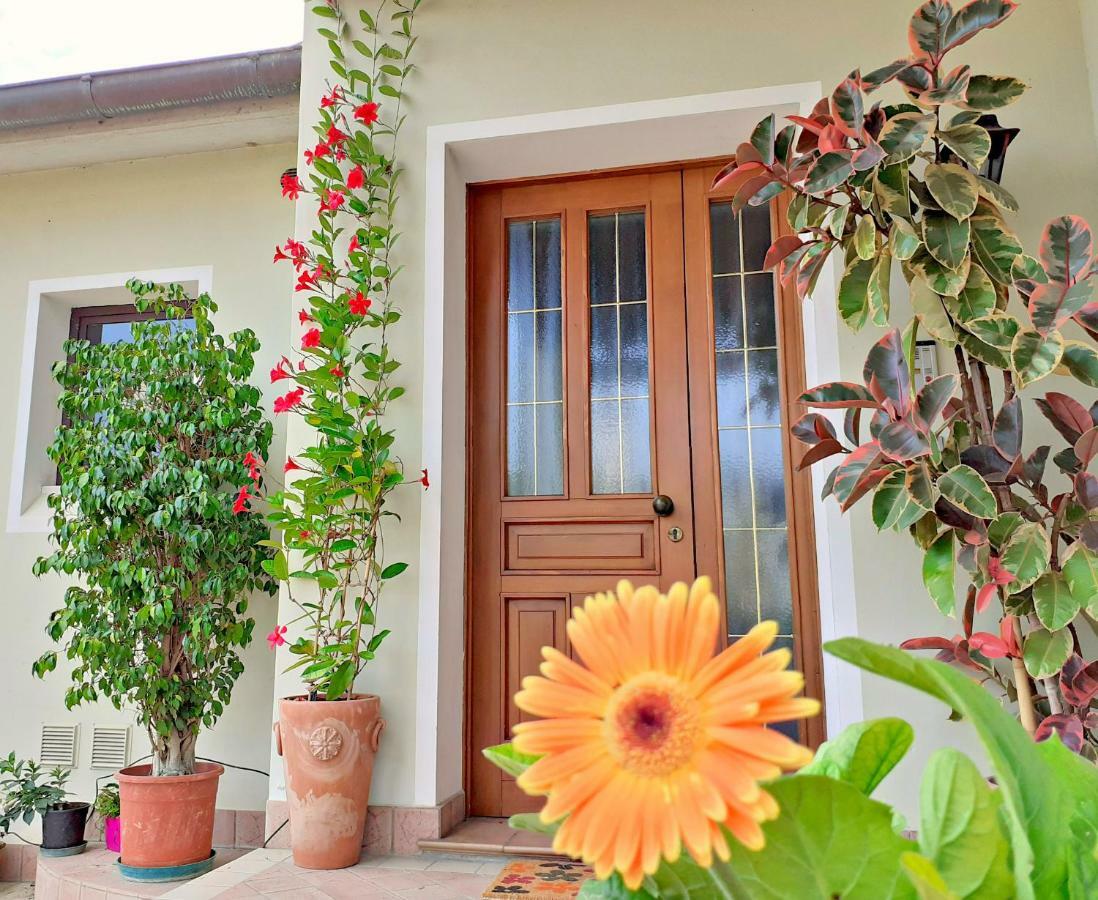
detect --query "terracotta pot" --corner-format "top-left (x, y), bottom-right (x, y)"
top-left (115, 762), bottom-right (223, 868)
top-left (276, 694), bottom-right (385, 869)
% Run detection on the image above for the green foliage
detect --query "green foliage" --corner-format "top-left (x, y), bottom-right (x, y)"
top-left (0, 754), bottom-right (70, 834)
top-left (800, 716), bottom-right (913, 795)
top-left (33, 280), bottom-right (275, 775)
top-left (258, 0), bottom-right (424, 700)
top-left (719, 0), bottom-right (1098, 756)
top-left (93, 783), bottom-right (120, 820)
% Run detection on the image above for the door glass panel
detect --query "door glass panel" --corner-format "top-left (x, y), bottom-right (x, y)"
top-left (588, 210), bottom-right (652, 494)
top-left (709, 200), bottom-right (798, 735)
top-left (506, 218), bottom-right (564, 496)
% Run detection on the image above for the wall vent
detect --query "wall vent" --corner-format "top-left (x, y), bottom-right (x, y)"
top-left (90, 726), bottom-right (130, 770)
top-left (39, 724), bottom-right (78, 768)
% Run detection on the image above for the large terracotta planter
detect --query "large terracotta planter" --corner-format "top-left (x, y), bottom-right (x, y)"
top-left (275, 694), bottom-right (385, 869)
top-left (115, 762), bottom-right (223, 869)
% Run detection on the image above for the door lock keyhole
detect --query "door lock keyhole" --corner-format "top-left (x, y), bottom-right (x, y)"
top-left (668, 526), bottom-right (684, 542)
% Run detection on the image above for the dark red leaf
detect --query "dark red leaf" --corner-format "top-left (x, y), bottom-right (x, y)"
top-left (1061, 655), bottom-right (1098, 708)
top-left (764, 235), bottom-right (806, 271)
top-left (900, 636), bottom-right (956, 651)
top-left (1075, 427), bottom-right (1098, 467)
top-left (1034, 714), bottom-right (1085, 753)
top-left (799, 382), bottom-right (879, 410)
top-left (1037, 392), bottom-right (1092, 442)
top-left (863, 330), bottom-right (912, 418)
top-left (960, 444), bottom-right (1010, 482)
top-left (712, 160), bottom-right (766, 193)
top-left (969, 630), bottom-right (1010, 657)
top-left (797, 438), bottom-right (846, 471)
top-left (791, 412), bottom-right (837, 446)
top-left (1074, 472), bottom-right (1098, 511)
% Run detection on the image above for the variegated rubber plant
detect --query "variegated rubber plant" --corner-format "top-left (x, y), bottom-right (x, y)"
top-left (714, 0), bottom-right (1097, 756)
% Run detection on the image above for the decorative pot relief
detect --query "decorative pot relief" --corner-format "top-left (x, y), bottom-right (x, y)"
top-left (309, 725), bottom-right (343, 761)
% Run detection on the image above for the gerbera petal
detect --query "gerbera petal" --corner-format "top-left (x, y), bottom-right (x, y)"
top-left (540, 756), bottom-right (619, 822)
top-left (568, 601), bottom-right (625, 684)
top-left (515, 675), bottom-right (608, 719)
top-left (539, 647), bottom-right (614, 699)
top-left (700, 669), bottom-right (806, 713)
top-left (519, 741), bottom-right (610, 793)
top-left (662, 581), bottom-right (690, 676)
top-left (710, 725), bottom-right (815, 768)
top-left (680, 586), bottom-right (721, 680)
top-left (723, 806), bottom-right (766, 851)
top-left (753, 697), bottom-right (822, 724)
top-left (512, 718), bottom-right (604, 755)
top-left (690, 620), bottom-right (779, 698)
top-left (694, 748), bottom-right (761, 805)
top-left (671, 773), bottom-right (713, 867)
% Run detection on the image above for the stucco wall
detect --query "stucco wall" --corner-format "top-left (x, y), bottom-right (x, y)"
top-left (0, 142), bottom-right (296, 831)
top-left (278, 0), bottom-right (1098, 819)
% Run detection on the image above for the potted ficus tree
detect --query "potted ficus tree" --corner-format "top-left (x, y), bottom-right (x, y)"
top-left (0, 754), bottom-right (88, 856)
top-left (241, 0), bottom-right (426, 871)
top-left (33, 279), bottom-right (275, 879)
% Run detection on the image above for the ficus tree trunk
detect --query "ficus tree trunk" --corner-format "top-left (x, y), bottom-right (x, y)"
top-left (152, 727), bottom-right (197, 777)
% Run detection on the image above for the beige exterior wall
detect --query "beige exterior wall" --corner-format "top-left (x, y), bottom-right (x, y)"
top-left (276, 0), bottom-right (1098, 819)
top-left (0, 142), bottom-right (296, 831)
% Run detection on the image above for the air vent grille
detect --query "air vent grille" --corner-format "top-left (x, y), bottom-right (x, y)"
top-left (90, 726), bottom-right (130, 770)
top-left (39, 724), bottom-right (78, 768)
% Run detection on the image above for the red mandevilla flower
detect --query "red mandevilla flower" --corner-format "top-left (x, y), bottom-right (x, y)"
top-left (298, 309), bottom-right (313, 325)
top-left (349, 291), bottom-right (371, 316)
top-left (270, 358), bottom-right (293, 383)
top-left (243, 451), bottom-right (262, 482)
top-left (326, 124), bottom-right (349, 146)
top-left (304, 142), bottom-right (330, 165)
top-left (285, 239), bottom-right (308, 268)
top-left (320, 86), bottom-right (342, 108)
top-left (349, 234), bottom-right (360, 253)
top-left (273, 246), bottom-right (290, 263)
top-left (232, 485), bottom-right (251, 515)
top-left (274, 387), bottom-right (305, 413)
top-left (420, 468), bottom-right (430, 489)
top-left (354, 102), bottom-right (379, 126)
top-left (284, 457), bottom-right (302, 473)
top-left (347, 166), bottom-right (365, 190)
top-left (330, 364), bottom-right (345, 378)
top-left (301, 328), bottom-right (322, 349)
top-left (295, 270), bottom-right (319, 293)
top-left (321, 189), bottom-right (346, 212)
top-left (280, 173), bottom-right (304, 199)
top-left (267, 625), bottom-right (288, 650)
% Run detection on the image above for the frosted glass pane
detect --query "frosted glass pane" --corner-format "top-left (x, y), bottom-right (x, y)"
top-left (507, 405), bottom-right (535, 496)
top-left (716, 350), bottom-right (747, 428)
top-left (589, 305), bottom-right (618, 400)
top-left (534, 219), bottom-right (562, 310)
top-left (741, 201), bottom-right (772, 272)
top-left (713, 277), bottom-right (744, 352)
top-left (758, 529), bottom-right (793, 633)
top-left (535, 310), bottom-right (563, 402)
top-left (745, 273), bottom-right (777, 348)
top-left (508, 221), bottom-right (533, 311)
top-left (536, 404), bottom-right (564, 495)
top-left (621, 398), bottom-right (652, 493)
top-left (507, 312), bottom-right (534, 404)
top-left (751, 428), bottom-right (788, 528)
top-left (617, 211), bottom-right (647, 301)
top-left (618, 303), bottom-right (649, 398)
top-left (718, 430), bottom-right (752, 527)
top-left (724, 529), bottom-right (759, 635)
top-left (590, 399), bottom-right (621, 494)
top-left (769, 638), bottom-right (801, 740)
top-left (589, 214), bottom-right (616, 304)
top-left (709, 202), bottom-right (741, 275)
top-left (747, 350), bottom-right (781, 426)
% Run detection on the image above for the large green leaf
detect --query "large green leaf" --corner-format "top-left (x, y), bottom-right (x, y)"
top-left (923, 530), bottom-right (957, 617)
top-left (937, 464), bottom-right (997, 519)
top-left (918, 749), bottom-right (1012, 899)
top-left (1011, 327), bottom-right (1064, 388)
top-left (938, 125), bottom-right (990, 170)
top-left (801, 717), bottom-right (914, 796)
top-left (924, 164), bottom-right (980, 221)
top-left (962, 74), bottom-right (1027, 111)
top-left (910, 278), bottom-right (955, 342)
top-left (874, 471), bottom-right (926, 530)
top-left (483, 742), bottom-right (540, 778)
top-left (890, 218), bottom-right (922, 261)
top-left (1032, 572), bottom-right (1080, 631)
top-left (725, 776), bottom-right (917, 899)
top-left (901, 854), bottom-right (958, 899)
top-left (1062, 542), bottom-right (1098, 617)
top-left (877, 163), bottom-right (913, 217)
top-left (923, 213), bottom-right (971, 270)
top-left (944, 265), bottom-right (995, 323)
top-left (965, 314), bottom-right (1020, 350)
top-left (879, 112), bottom-right (935, 163)
top-left (869, 252), bottom-right (893, 327)
top-left (1022, 627), bottom-right (1072, 680)
top-left (969, 214), bottom-right (1022, 285)
top-left (825, 638), bottom-right (1098, 900)
top-left (1000, 521), bottom-right (1051, 592)
top-left (839, 256), bottom-right (874, 330)
top-left (806, 152), bottom-right (855, 192)
top-left (910, 251), bottom-right (970, 296)
top-left (1060, 340), bottom-right (1098, 388)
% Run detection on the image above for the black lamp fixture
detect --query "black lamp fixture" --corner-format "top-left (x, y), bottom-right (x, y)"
top-left (941, 114), bottom-right (1019, 185)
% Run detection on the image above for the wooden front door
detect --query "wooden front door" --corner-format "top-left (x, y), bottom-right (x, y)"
top-left (466, 164), bottom-right (824, 817)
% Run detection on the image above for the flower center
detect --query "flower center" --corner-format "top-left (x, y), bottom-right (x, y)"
top-left (604, 673), bottom-right (702, 778)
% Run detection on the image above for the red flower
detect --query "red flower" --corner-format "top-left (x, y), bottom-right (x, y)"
top-left (270, 358), bottom-right (293, 383)
top-left (301, 328), bottom-right (322, 349)
top-left (232, 485), bottom-right (251, 515)
top-left (295, 269), bottom-right (319, 293)
top-left (284, 457), bottom-right (302, 473)
top-left (274, 387), bottom-right (305, 414)
top-left (267, 625), bottom-right (288, 650)
top-left (420, 468), bottom-right (430, 489)
top-left (349, 291), bottom-right (371, 316)
top-left (326, 124), bottom-right (349, 146)
top-left (320, 189), bottom-right (346, 211)
top-left (354, 102), bottom-right (379, 126)
top-left (303, 142), bottom-right (330, 165)
top-left (273, 245), bottom-right (290, 263)
top-left (284, 239), bottom-right (308, 269)
top-left (320, 86), bottom-right (343, 108)
top-left (243, 451), bottom-right (262, 482)
top-left (347, 166), bottom-right (365, 190)
top-left (298, 309), bottom-right (313, 325)
top-left (330, 364), bottom-right (345, 378)
top-left (280, 173), bottom-right (304, 199)
top-left (297, 359), bottom-right (307, 371)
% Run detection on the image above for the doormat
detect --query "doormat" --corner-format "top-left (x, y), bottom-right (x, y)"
top-left (483, 859), bottom-right (594, 897)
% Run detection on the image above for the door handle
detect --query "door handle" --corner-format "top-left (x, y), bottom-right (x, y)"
top-left (652, 495), bottom-right (675, 517)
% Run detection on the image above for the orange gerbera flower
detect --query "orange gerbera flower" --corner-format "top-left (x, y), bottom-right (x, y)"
top-left (512, 577), bottom-right (818, 889)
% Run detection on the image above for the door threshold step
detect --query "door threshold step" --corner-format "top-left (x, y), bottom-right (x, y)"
top-left (419, 816), bottom-right (566, 858)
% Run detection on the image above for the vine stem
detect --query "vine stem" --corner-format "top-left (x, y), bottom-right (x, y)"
top-left (1011, 616), bottom-right (1037, 735)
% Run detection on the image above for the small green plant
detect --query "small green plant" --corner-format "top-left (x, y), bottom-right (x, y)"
top-left (33, 280), bottom-right (276, 776)
top-left (0, 754), bottom-right (70, 834)
top-left (93, 784), bottom-right (120, 821)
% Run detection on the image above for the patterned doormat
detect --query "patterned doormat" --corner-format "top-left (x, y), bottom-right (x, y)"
top-left (483, 859), bottom-right (595, 897)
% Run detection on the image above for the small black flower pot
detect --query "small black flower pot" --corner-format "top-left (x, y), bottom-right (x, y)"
top-left (41, 802), bottom-right (90, 851)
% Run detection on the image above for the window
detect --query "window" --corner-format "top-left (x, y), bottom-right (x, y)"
top-left (69, 304), bottom-right (196, 346)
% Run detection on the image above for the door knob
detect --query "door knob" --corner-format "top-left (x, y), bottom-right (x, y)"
top-left (652, 495), bottom-right (675, 517)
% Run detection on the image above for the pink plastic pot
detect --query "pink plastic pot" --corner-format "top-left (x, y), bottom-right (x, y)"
top-left (105, 817), bottom-right (121, 854)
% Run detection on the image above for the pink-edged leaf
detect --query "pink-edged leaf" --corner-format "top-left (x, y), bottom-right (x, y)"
top-left (799, 382), bottom-right (879, 409)
top-left (818, 123), bottom-right (848, 154)
top-left (749, 114), bottom-right (776, 166)
top-left (787, 114), bottom-right (825, 136)
top-left (1034, 713), bottom-right (1085, 753)
top-left (791, 412), bottom-right (837, 446)
top-left (908, 0), bottom-right (952, 59)
top-left (1028, 278), bottom-right (1093, 335)
top-left (833, 442), bottom-right (888, 510)
top-left (992, 396), bottom-right (1022, 460)
top-left (900, 636), bottom-right (957, 651)
top-left (860, 58), bottom-right (911, 91)
top-left (916, 374), bottom-right (959, 429)
top-left (1074, 471), bottom-right (1098, 510)
top-left (974, 583), bottom-right (997, 614)
top-left (863, 329), bottom-right (912, 417)
top-left (944, 1), bottom-right (1019, 54)
top-left (764, 235), bottom-right (805, 271)
top-left (805, 151), bottom-right (855, 193)
top-left (1040, 215), bottom-right (1093, 284)
top-left (712, 160), bottom-right (766, 193)
top-left (1061, 654), bottom-right (1098, 707)
top-left (969, 630), bottom-right (1011, 658)
top-left (852, 136), bottom-right (885, 172)
top-left (1037, 392), bottom-right (1092, 442)
top-left (736, 141), bottom-right (764, 166)
top-left (830, 77), bottom-right (864, 139)
top-left (879, 420), bottom-right (931, 461)
top-left (732, 174), bottom-right (776, 213)
top-left (1075, 427), bottom-right (1098, 467)
top-left (797, 438), bottom-right (846, 471)
top-left (794, 242), bottom-right (835, 300)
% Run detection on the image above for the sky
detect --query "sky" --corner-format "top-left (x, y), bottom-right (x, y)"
top-left (0, 1), bottom-right (304, 86)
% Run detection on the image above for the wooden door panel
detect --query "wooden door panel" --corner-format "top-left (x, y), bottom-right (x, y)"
top-left (504, 519), bottom-right (657, 573)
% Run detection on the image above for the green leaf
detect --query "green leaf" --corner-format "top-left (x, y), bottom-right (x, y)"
top-left (1011, 327), bottom-right (1064, 388)
top-left (974, 174), bottom-right (1019, 213)
top-left (725, 776), bottom-right (918, 899)
top-left (508, 812), bottom-right (558, 836)
top-left (874, 471), bottom-right (925, 530)
top-left (965, 314), bottom-right (1020, 349)
top-left (901, 853), bottom-right (958, 900)
top-left (482, 742), bottom-right (540, 778)
top-left (910, 278), bottom-right (955, 343)
top-left (855, 215), bottom-right (877, 260)
top-left (910, 251), bottom-right (969, 297)
top-left (838, 256), bottom-right (874, 331)
top-left (937, 465), bottom-right (996, 519)
top-left (806, 152), bottom-right (855, 192)
top-left (962, 74), bottom-right (1027, 111)
top-left (1000, 522), bottom-right (1051, 592)
top-left (801, 717), bottom-right (914, 796)
top-left (1060, 340), bottom-right (1098, 388)
top-left (1022, 628), bottom-right (1071, 680)
top-left (1061, 543), bottom-right (1098, 617)
top-left (923, 213), bottom-right (970, 270)
top-left (825, 638), bottom-right (1098, 900)
top-left (1032, 572), bottom-right (1080, 631)
top-left (922, 530), bottom-right (957, 616)
top-left (969, 215), bottom-right (1022, 285)
top-left (938, 125), bottom-right (991, 170)
top-left (924, 164), bottom-right (980, 221)
top-left (944, 265), bottom-right (995, 323)
top-left (918, 749), bottom-right (1012, 899)
top-left (324, 660), bottom-right (355, 700)
top-left (879, 112), bottom-right (935, 163)
top-left (869, 252), bottom-right (893, 327)
top-left (876, 163), bottom-right (912, 218)
top-left (380, 561), bottom-right (408, 580)
top-left (890, 218), bottom-right (921, 261)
